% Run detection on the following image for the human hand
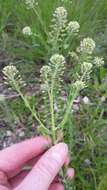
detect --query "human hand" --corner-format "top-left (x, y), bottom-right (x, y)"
top-left (0, 136), bottom-right (74, 190)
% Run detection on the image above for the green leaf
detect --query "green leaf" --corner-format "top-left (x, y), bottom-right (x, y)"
top-left (97, 175), bottom-right (107, 190)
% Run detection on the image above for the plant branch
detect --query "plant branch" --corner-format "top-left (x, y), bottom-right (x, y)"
top-left (12, 80), bottom-right (49, 133)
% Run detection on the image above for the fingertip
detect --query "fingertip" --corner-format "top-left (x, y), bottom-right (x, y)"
top-left (16, 143), bottom-right (68, 190)
top-left (35, 136), bottom-right (51, 145)
top-left (66, 168), bottom-right (75, 180)
top-left (55, 143), bottom-right (68, 155)
top-left (0, 136), bottom-right (52, 179)
top-left (50, 143), bottom-right (68, 164)
top-left (34, 136), bottom-right (52, 150)
top-left (64, 153), bottom-right (70, 166)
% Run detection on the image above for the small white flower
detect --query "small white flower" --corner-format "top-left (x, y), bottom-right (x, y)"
top-left (50, 54), bottom-right (66, 65)
top-left (82, 96), bottom-right (90, 104)
top-left (22, 26), bottom-right (32, 36)
top-left (49, 7), bottom-right (68, 45)
top-left (40, 66), bottom-right (52, 92)
top-left (93, 57), bottom-right (104, 67)
top-left (40, 66), bottom-right (52, 82)
top-left (3, 65), bottom-right (18, 79)
top-left (2, 65), bottom-right (24, 87)
top-left (81, 62), bottom-right (93, 73)
top-left (40, 66), bottom-right (51, 76)
top-left (25, 0), bottom-right (35, 9)
top-left (79, 37), bottom-right (96, 54)
top-left (54, 7), bottom-right (67, 20)
top-left (67, 21), bottom-right (80, 33)
top-left (49, 54), bottom-right (65, 77)
top-left (73, 80), bottom-right (86, 90)
top-left (100, 96), bottom-right (106, 102)
top-left (53, 7), bottom-right (68, 26)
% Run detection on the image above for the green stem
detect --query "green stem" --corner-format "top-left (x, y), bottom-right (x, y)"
top-left (50, 66), bottom-right (60, 143)
top-left (12, 80), bottom-right (49, 133)
top-left (59, 89), bottom-right (78, 128)
top-left (49, 93), bottom-right (56, 143)
top-left (47, 83), bottom-right (56, 143)
top-left (59, 69), bottom-right (88, 129)
top-left (46, 66), bottom-right (59, 143)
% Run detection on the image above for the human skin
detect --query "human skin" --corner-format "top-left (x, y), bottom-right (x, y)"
top-left (0, 136), bottom-right (74, 190)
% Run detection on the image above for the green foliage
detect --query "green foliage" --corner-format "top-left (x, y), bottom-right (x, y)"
top-left (97, 175), bottom-right (107, 190)
top-left (0, 1), bottom-right (107, 190)
top-left (0, 0), bottom-right (107, 59)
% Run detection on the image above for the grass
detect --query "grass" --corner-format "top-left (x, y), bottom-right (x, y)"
top-left (0, 0), bottom-right (107, 190)
top-left (63, 79), bottom-right (107, 189)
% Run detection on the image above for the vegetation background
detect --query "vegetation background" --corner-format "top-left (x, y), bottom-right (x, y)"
top-left (0, 0), bottom-right (107, 189)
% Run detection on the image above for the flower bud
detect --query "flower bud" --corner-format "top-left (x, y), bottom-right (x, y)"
top-left (22, 26), bottom-right (32, 36)
top-left (67, 21), bottom-right (80, 33)
top-left (79, 37), bottom-right (95, 54)
top-left (93, 57), bottom-right (104, 67)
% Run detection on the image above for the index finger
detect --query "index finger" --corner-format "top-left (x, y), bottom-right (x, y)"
top-left (16, 143), bottom-right (68, 190)
top-left (0, 136), bottom-right (51, 178)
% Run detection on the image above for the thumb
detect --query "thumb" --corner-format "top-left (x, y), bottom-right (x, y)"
top-left (15, 143), bottom-right (68, 190)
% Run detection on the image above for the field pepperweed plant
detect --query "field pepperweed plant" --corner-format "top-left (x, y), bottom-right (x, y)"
top-left (2, 4), bottom-right (105, 190)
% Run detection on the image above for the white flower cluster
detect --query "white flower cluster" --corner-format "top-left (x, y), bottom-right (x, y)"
top-left (49, 6), bottom-right (80, 51)
top-left (3, 65), bottom-right (24, 87)
top-left (81, 62), bottom-right (93, 74)
top-left (40, 66), bottom-right (52, 82)
top-left (49, 54), bottom-right (66, 77)
top-left (22, 26), bottom-right (32, 36)
top-left (25, 0), bottom-right (35, 9)
top-left (74, 80), bottom-right (86, 90)
top-left (3, 65), bottom-right (19, 79)
top-left (93, 57), bottom-right (104, 67)
top-left (49, 7), bottom-right (68, 48)
top-left (40, 55), bottom-right (65, 80)
top-left (40, 65), bottom-right (51, 93)
top-left (50, 54), bottom-right (65, 66)
top-left (67, 21), bottom-right (80, 33)
top-left (79, 38), bottom-right (96, 54)
top-left (40, 66), bottom-right (51, 76)
top-left (53, 7), bottom-right (68, 27)
top-left (40, 54), bottom-right (65, 93)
